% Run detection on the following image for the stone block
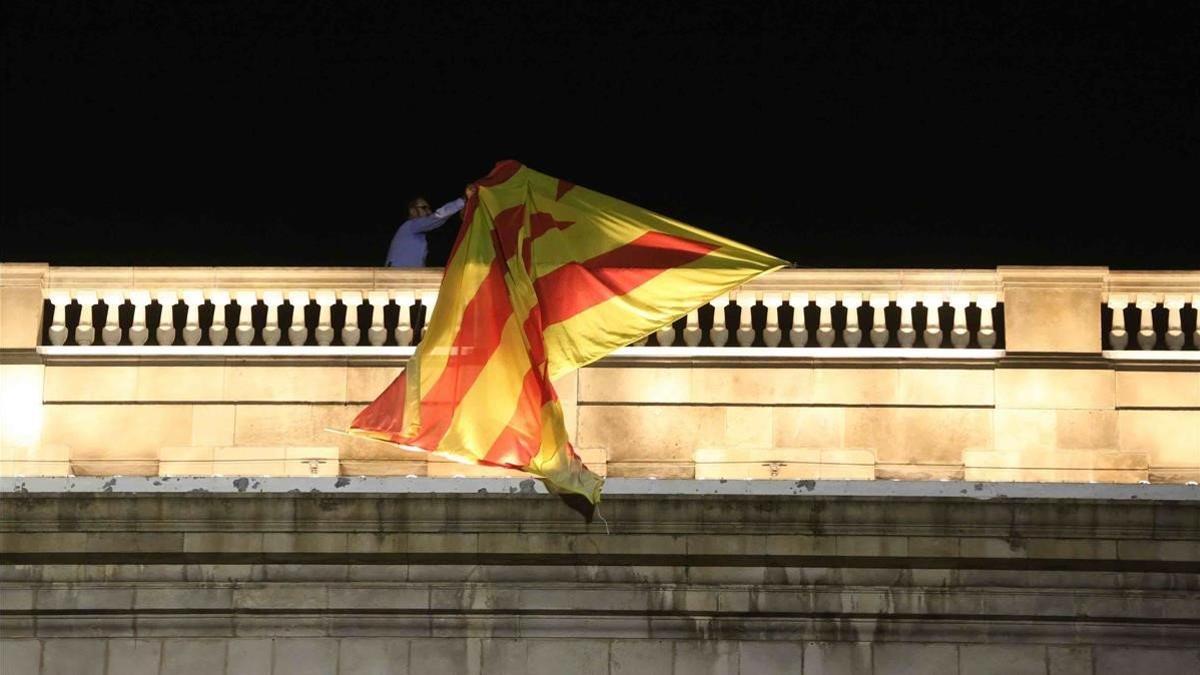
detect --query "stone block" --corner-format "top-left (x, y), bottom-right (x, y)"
top-left (1048, 646), bottom-right (1092, 675)
top-left (811, 367), bottom-right (898, 405)
top-left (609, 640), bottom-right (673, 675)
top-left (875, 463), bottom-right (964, 480)
top-left (1094, 647), bottom-right (1200, 674)
top-left (106, 639), bottom-right (163, 675)
top-left (578, 405), bottom-right (724, 462)
top-left (0, 284), bottom-right (45, 348)
top-left (845, 407), bottom-right (990, 465)
top-left (959, 644), bottom-right (1046, 675)
top-left (233, 404), bottom-right (316, 446)
top-left (262, 533), bottom-right (349, 554)
top-left (41, 638), bottom-right (107, 675)
top-left (43, 365), bottom-right (138, 402)
top-left (480, 639), bottom-right (528, 672)
top-left (1117, 370), bottom-right (1200, 409)
top-left (804, 642), bottom-right (873, 675)
top-left (214, 445), bottom-right (286, 476)
top-left (227, 639), bottom-right (273, 675)
top-left (897, 368), bottom-right (994, 406)
top-left (161, 640), bottom-right (231, 675)
top-left (37, 587), bottom-right (134, 611)
top-left (0, 640), bottom-right (42, 675)
top-left (347, 366), bottom-right (404, 402)
top-left (526, 639), bottom-right (609, 675)
top-left (184, 532), bottom-right (264, 553)
top-left (410, 638), bottom-right (471, 674)
top-left (606, 461), bottom-right (694, 478)
top-left (339, 459), bottom-right (428, 477)
top-left (1002, 281), bottom-right (1101, 353)
top-left (272, 638), bottom-right (339, 675)
top-left (874, 643), bottom-right (959, 675)
top-left (329, 587), bottom-right (428, 610)
top-left (995, 368), bottom-right (1114, 410)
top-left (673, 640), bottom-right (739, 674)
top-left (772, 407), bottom-right (843, 448)
top-left (579, 367), bottom-right (691, 403)
top-left (1057, 410), bottom-right (1118, 449)
top-left (225, 365), bottom-right (347, 403)
top-left (192, 405), bottom-right (236, 446)
top-left (136, 366), bottom-right (224, 402)
top-left (724, 406), bottom-right (773, 447)
top-left (44, 403), bottom-right (193, 470)
top-left (159, 446), bottom-right (215, 476)
top-left (690, 367), bottom-right (812, 404)
top-left (1120, 410), bottom-right (1199, 469)
top-left (738, 641), bottom-right (803, 673)
top-left (338, 638), bottom-right (410, 675)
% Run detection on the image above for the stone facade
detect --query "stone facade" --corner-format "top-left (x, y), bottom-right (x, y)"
top-left (1, 480), bottom-right (1198, 674)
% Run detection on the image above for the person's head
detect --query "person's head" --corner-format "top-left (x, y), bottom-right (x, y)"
top-left (407, 196), bottom-right (432, 219)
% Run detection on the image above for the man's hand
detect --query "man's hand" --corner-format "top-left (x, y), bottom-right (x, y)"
top-left (464, 184), bottom-right (477, 200)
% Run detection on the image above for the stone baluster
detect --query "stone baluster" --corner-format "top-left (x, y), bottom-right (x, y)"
top-left (155, 291), bottom-right (177, 345)
top-left (340, 291), bottom-right (363, 346)
top-left (181, 290), bottom-right (204, 346)
top-left (261, 291), bottom-right (284, 346)
top-left (74, 291), bottom-right (98, 346)
top-left (682, 308), bottom-right (702, 347)
top-left (1194, 295), bottom-right (1200, 350)
top-left (788, 292), bottom-right (808, 347)
top-left (366, 292), bottom-right (389, 346)
top-left (655, 315), bottom-right (677, 346)
top-left (815, 293), bottom-right (836, 347)
top-left (314, 291), bottom-right (337, 346)
top-left (736, 291), bottom-right (757, 347)
top-left (47, 291), bottom-right (70, 346)
top-left (1164, 295), bottom-right (1185, 351)
top-left (208, 291), bottom-right (230, 346)
top-left (1106, 295), bottom-right (1129, 349)
top-left (710, 294), bottom-right (731, 347)
top-left (1135, 294), bottom-right (1157, 350)
top-left (896, 294), bottom-right (917, 348)
top-left (949, 293), bottom-right (970, 348)
top-left (128, 291), bottom-right (150, 346)
top-left (287, 291), bottom-right (310, 346)
top-left (868, 294), bottom-right (890, 347)
top-left (922, 293), bottom-right (943, 348)
top-left (420, 291), bottom-right (439, 336)
top-left (101, 292), bottom-right (124, 346)
top-left (842, 293), bottom-right (863, 347)
top-left (394, 292), bottom-right (415, 346)
top-left (234, 292), bottom-right (257, 346)
top-left (976, 294), bottom-right (998, 349)
top-left (762, 293), bottom-right (783, 347)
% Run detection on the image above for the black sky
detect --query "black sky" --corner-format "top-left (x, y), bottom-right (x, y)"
top-left (2, 1), bottom-right (1196, 268)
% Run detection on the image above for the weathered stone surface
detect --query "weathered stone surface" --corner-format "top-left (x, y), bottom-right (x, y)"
top-left (339, 638), bottom-right (410, 675)
top-left (160, 638), bottom-right (227, 675)
top-left (41, 638), bottom-right (106, 675)
top-left (873, 644), bottom-right (959, 675)
top-left (227, 639), bottom-right (273, 675)
top-left (803, 641), bottom-right (872, 675)
top-left (0, 640), bottom-right (42, 675)
top-left (736, 641), bottom-right (803, 673)
top-left (959, 644), bottom-right (1046, 675)
top-left (106, 639), bottom-right (163, 675)
top-left (271, 638), bottom-right (339, 675)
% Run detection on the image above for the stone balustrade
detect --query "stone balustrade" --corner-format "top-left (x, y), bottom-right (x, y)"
top-left (1104, 271), bottom-right (1200, 352)
top-left (31, 267), bottom-right (1008, 352)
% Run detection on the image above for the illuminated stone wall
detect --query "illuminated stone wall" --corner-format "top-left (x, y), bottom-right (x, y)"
top-left (1, 264), bottom-right (1197, 483)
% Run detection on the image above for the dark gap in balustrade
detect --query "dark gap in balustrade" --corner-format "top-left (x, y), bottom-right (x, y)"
top-left (881, 304), bottom-right (902, 348)
top-left (1184, 306), bottom-right (1199, 350)
top-left (779, 303), bottom-right (799, 348)
top-left (195, 301), bottom-right (215, 346)
top-left (301, 301), bottom-right (320, 346)
top-left (247, 301), bottom-right (268, 346)
top-left (381, 302), bottom-right (400, 346)
top-left (39, 299), bottom-right (54, 346)
top-left (60, 301), bottom-right (82, 346)
top-left (329, 301), bottom-right (348, 346)
top-left (993, 303), bottom-right (1006, 349)
top-left (413, 302), bottom-right (430, 345)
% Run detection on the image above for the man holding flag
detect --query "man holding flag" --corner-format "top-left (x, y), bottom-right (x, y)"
top-left (350, 161), bottom-right (786, 514)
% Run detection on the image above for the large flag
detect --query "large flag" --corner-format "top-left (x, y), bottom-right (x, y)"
top-left (349, 161), bottom-right (786, 504)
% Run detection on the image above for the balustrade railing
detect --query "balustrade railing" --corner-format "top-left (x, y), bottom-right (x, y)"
top-left (35, 268), bottom-right (1007, 354)
top-left (1103, 272), bottom-right (1200, 352)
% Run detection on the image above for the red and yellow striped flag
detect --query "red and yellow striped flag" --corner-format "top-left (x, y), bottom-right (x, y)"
top-left (349, 161), bottom-right (786, 504)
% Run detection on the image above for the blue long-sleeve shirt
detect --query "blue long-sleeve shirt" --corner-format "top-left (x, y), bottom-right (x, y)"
top-left (385, 198), bottom-right (465, 267)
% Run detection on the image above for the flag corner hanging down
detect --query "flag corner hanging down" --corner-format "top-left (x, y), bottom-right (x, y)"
top-left (349, 160), bottom-right (787, 507)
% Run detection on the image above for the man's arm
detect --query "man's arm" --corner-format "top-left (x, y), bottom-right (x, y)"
top-left (400, 198), bottom-right (465, 235)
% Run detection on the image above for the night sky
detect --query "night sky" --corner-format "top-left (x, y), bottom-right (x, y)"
top-left (2, 1), bottom-right (1196, 269)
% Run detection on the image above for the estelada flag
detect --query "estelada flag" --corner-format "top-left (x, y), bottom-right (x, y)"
top-left (349, 160), bottom-right (786, 505)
